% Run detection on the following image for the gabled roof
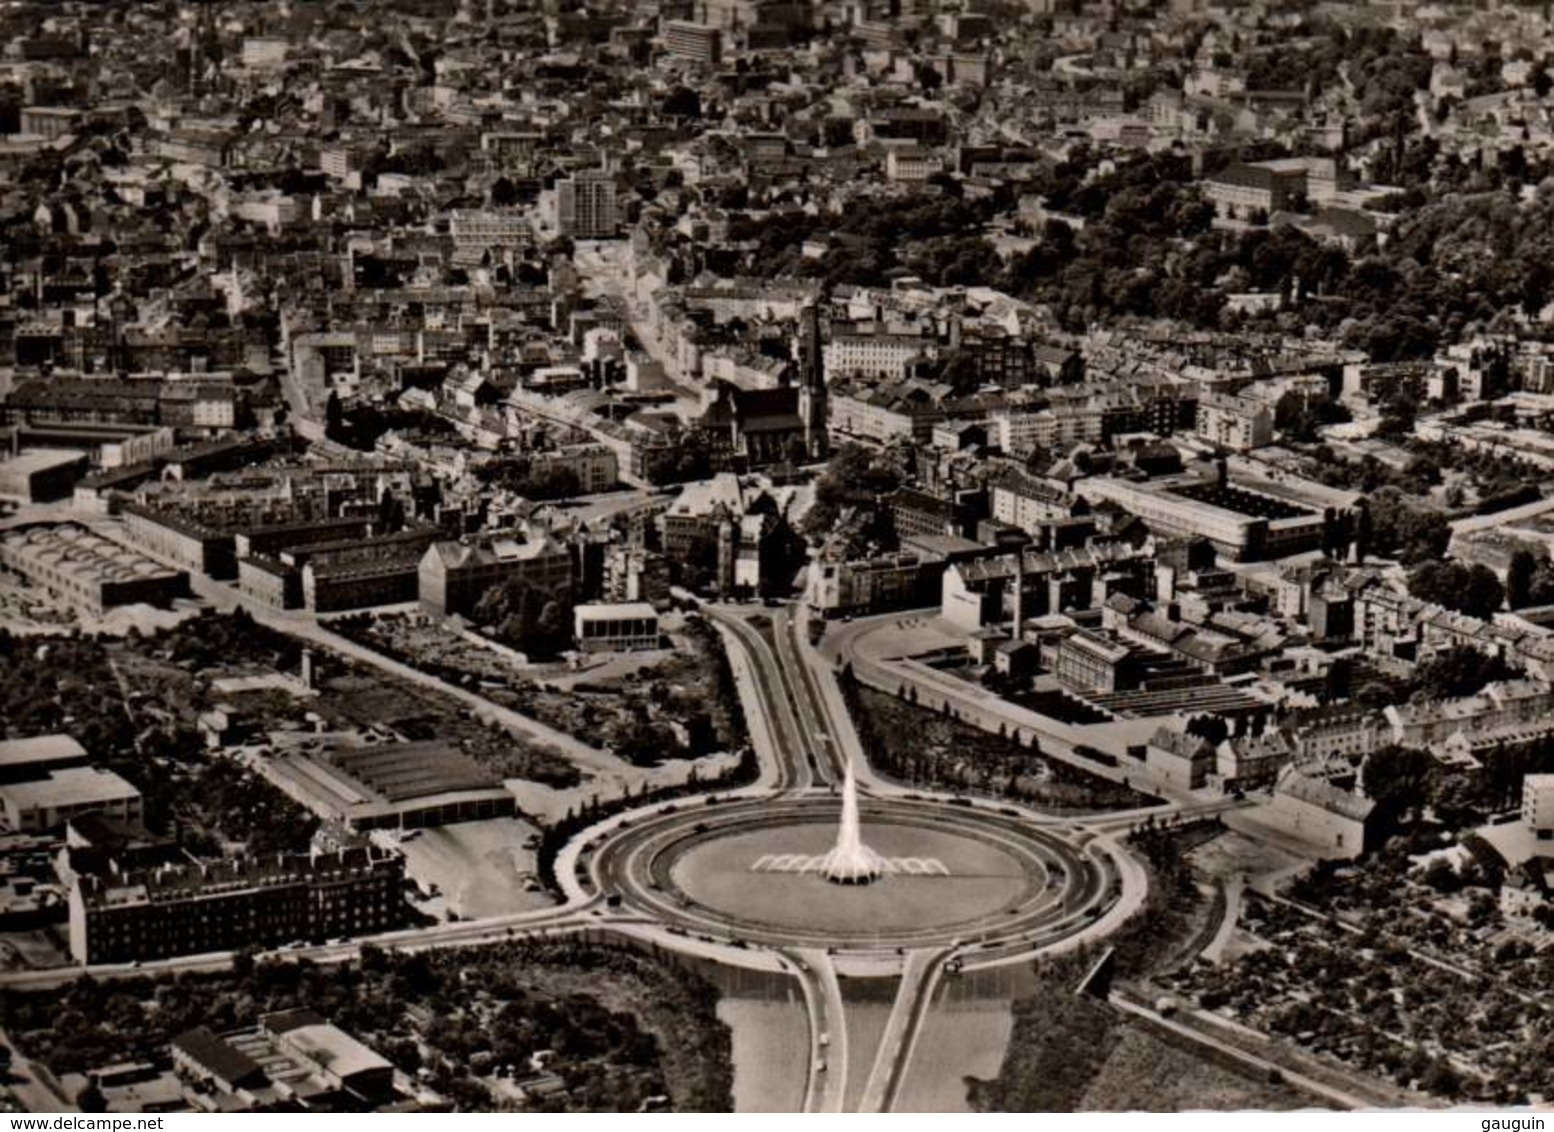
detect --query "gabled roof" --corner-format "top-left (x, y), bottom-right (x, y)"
top-left (1275, 765), bottom-right (1376, 822)
top-left (172, 1028), bottom-right (267, 1089)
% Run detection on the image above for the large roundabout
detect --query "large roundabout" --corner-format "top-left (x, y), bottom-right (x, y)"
top-left (569, 787), bottom-right (1132, 964)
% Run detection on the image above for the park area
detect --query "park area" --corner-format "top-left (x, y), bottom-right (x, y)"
top-left (848, 685), bottom-right (1156, 813)
top-left (0, 939), bottom-right (734, 1113)
top-left (331, 610), bottom-right (745, 768)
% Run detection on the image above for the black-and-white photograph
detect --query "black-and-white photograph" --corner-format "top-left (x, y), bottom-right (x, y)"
top-left (0, 0), bottom-right (1549, 1118)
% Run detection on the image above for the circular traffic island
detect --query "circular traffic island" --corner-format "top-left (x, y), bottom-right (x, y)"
top-left (588, 793), bottom-right (1121, 958)
top-left (672, 815), bottom-right (1033, 937)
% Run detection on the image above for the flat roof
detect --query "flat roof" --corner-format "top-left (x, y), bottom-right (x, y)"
top-left (0, 449), bottom-right (89, 475)
top-left (0, 734), bottom-right (87, 770)
top-left (1, 766), bottom-right (140, 810)
top-left (574, 601), bottom-right (658, 620)
top-left (265, 1012), bottom-right (390, 1081)
top-left (328, 742), bottom-right (502, 803)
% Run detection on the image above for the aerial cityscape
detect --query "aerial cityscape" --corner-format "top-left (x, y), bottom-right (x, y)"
top-left (0, 0), bottom-right (1550, 1116)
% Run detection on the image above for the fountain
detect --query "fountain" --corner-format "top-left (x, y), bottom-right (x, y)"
top-left (750, 760), bottom-right (948, 884)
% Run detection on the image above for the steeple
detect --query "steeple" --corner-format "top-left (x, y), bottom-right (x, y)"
top-left (797, 298), bottom-right (828, 460)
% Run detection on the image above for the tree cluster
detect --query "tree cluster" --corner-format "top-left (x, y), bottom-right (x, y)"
top-left (478, 456), bottom-right (584, 502)
top-left (1412, 644), bottom-right (1520, 701)
top-left (1406, 560), bottom-right (1504, 620)
top-left (0, 939), bottom-right (734, 1113)
top-left (472, 580), bottom-right (573, 661)
top-left (1357, 491), bottom-right (1452, 565)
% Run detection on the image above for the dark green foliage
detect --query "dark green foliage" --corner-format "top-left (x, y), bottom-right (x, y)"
top-left (844, 681), bottom-right (1155, 812)
top-left (473, 580), bottom-right (573, 660)
top-left (1360, 491), bottom-right (1452, 565)
top-left (0, 940), bottom-right (733, 1113)
top-left (476, 456), bottom-right (587, 501)
top-left (1406, 560), bottom-right (1504, 620)
top-left (0, 615), bottom-right (317, 851)
top-left (968, 952), bottom-right (1122, 1111)
top-left (1412, 645), bottom-right (1520, 700)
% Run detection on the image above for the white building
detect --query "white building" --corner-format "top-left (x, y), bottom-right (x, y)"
top-left (1, 766), bottom-right (143, 833)
top-left (557, 171), bottom-right (619, 239)
top-left (1196, 392), bottom-right (1274, 451)
top-left (993, 409), bottom-right (1057, 458)
top-left (990, 476), bottom-right (1072, 532)
top-left (240, 37), bottom-right (288, 69)
top-left (885, 148), bottom-right (944, 182)
top-left (823, 333), bottom-right (932, 381)
top-left (1260, 766), bottom-right (1376, 860)
top-left (574, 602), bottom-right (661, 652)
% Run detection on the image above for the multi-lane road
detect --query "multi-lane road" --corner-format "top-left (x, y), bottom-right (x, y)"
top-left (1, 594), bottom-right (1157, 1113)
top-left (703, 603), bottom-right (842, 789)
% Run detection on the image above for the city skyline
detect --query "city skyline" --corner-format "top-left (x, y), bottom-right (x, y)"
top-left (0, 0), bottom-right (1550, 1118)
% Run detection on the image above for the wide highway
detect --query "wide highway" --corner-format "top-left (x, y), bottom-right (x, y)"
top-left (3, 596), bottom-right (1156, 1113)
top-left (703, 603), bottom-right (831, 789)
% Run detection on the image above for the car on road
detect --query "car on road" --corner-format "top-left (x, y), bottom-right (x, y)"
top-left (813, 1060), bottom-right (826, 1074)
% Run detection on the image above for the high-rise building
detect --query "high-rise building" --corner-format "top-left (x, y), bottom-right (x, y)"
top-left (663, 19), bottom-right (723, 64)
top-left (557, 170), bottom-right (619, 239)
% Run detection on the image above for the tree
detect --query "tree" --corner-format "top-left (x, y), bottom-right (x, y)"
top-left (490, 176), bottom-right (519, 206)
top-left (377, 489), bottom-right (407, 534)
top-left (324, 389), bottom-right (344, 439)
top-left (1419, 1057), bottom-right (1463, 1098)
top-left (661, 86), bottom-right (701, 119)
top-left (1414, 644), bottom-right (1519, 700)
top-left (1364, 491), bottom-right (1450, 564)
top-left (1506, 548), bottom-right (1541, 609)
top-left (1324, 657), bottom-right (1353, 702)
top-left (75, 1083), bottom-right (107, 1112)
top-left (1407, 560), bottom-right (1504, 620)
top-left (476, 580), bottom-right (574, 660)
top-left (1362, 745), bottom-right (1434, 817)
top-left (1185, 715), bottom-right (1229, 746)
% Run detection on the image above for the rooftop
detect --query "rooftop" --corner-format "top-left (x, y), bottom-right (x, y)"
top-left (0, 734), bottom-right (88, 771)
top-left (1, 766), bottom-right (141, 812)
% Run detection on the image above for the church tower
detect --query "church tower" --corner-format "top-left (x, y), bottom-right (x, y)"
top-left (797, 299), bottom-right (829, 460)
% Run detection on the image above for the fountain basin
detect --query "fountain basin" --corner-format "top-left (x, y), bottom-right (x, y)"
top-left (669, 817), bottom-right (1036, 937)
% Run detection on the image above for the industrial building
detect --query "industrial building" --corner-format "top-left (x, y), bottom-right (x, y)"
top-left (0, 449), bottom-right (89, 502)
top-left (1078, 474), bottom-right (1334, 562)
top-left (256, 741), bottom-right (517, 831)
top-left (172, 1010), bottom-right (398, 1111)
top-left (0, 734), bottom-right (143, 834)
top-left (0, 522), bottom-right (190, 615)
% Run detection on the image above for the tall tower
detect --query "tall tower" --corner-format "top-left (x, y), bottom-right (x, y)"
top-left (797, 300), bottom-right (828, 460)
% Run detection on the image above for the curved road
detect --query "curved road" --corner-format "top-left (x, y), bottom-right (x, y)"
top-left (3, 596), bottom-right (1157, 1114)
